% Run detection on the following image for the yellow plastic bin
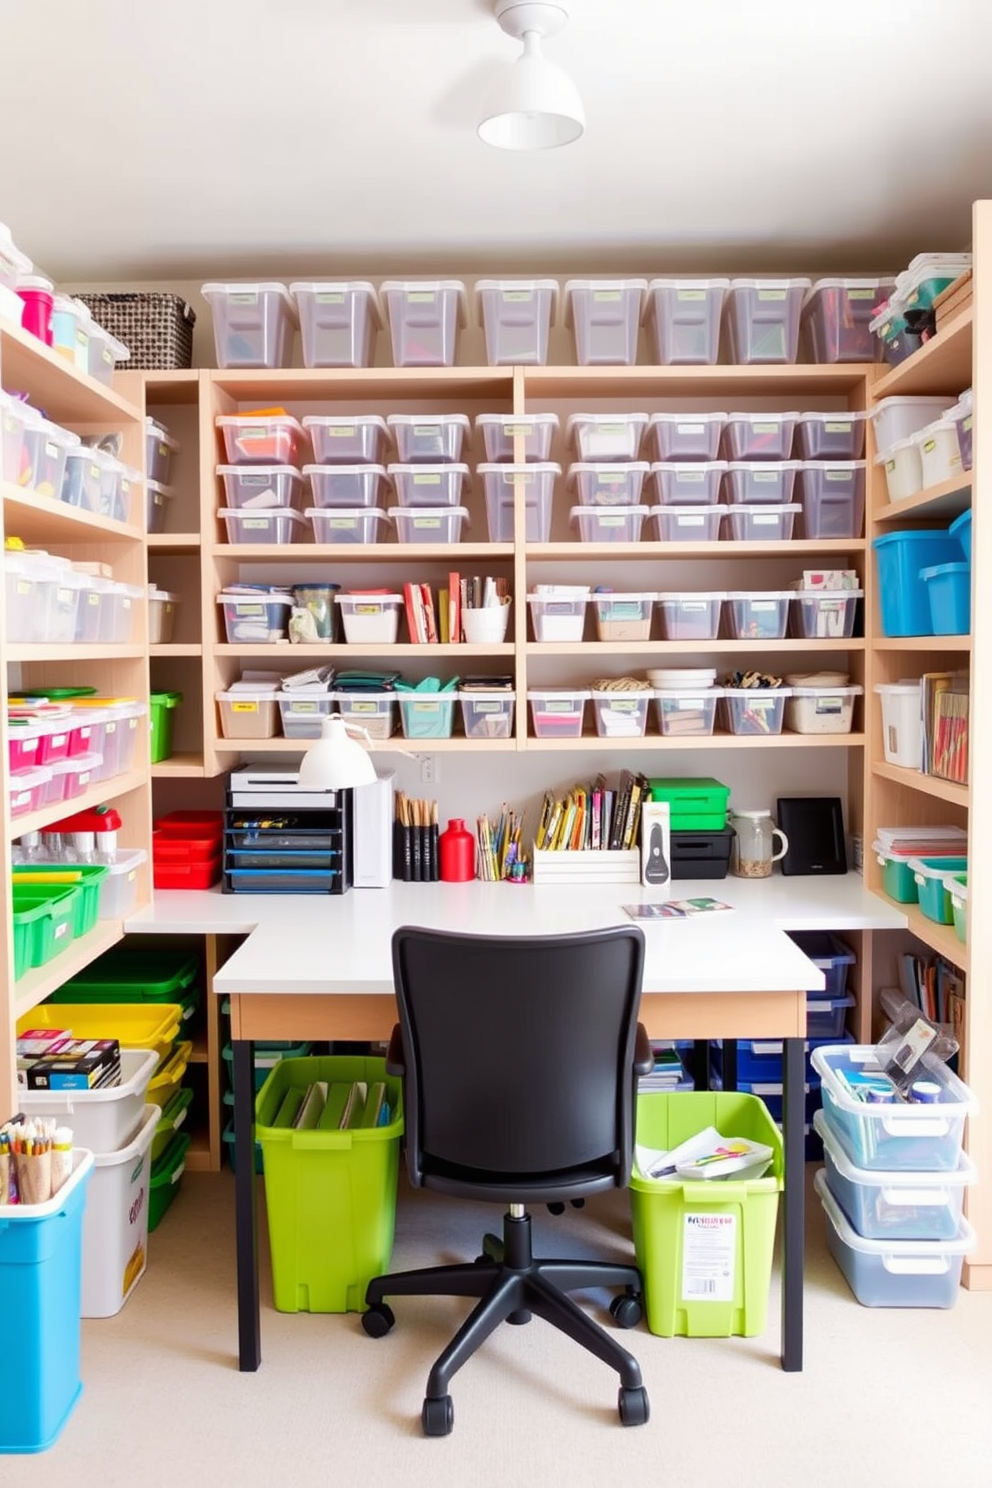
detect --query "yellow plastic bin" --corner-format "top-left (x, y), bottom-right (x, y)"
top-left (255, 1054), bottom-right (403, 1313)
top-left (629, 1089), bottom-right (783, 1337)
top-left (17, 1003), bottom-right (183, 1064)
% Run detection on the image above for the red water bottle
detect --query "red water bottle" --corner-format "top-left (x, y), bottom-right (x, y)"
top-left (439, 818), bottom-right (474, 882)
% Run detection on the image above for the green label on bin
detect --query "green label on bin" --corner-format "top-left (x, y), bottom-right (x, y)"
top-left (413, 473), bottom-right (441, 484)
top-left (230, 292), bottom-right (259, 305)
top-left (825, 422), bottom-right (852, 433)
top-left (413, 517), bottom-right (441, 528)
top-left (408, 292), bottom-right (436, 303)
top-left (677, 289), bottom-right (707, 301)
top-left (593, 291), bottom-right (622, 301)
top-left (757, 289), bottom-right (787, 301)
top-left (502, 290), bottom-right (533, 302)
top-left (316, 292), bottom-right (345, 303)
top-left (328, 426), bottom-right (355, 436)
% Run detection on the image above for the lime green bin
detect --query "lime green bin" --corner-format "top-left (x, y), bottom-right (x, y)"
top-left (149, 691), bottom-right (182, 763)
top-left (255, 1055), bottom-right (403, 1313)
top-left (629, 1090), bottom-right (783, 1338)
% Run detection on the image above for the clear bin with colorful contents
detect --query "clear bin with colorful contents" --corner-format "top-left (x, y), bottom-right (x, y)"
top-left (201, 282), bottom-right (297, 368)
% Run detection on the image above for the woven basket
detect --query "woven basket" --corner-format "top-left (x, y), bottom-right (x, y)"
top-left (76, 292), bottom-right (196, 370)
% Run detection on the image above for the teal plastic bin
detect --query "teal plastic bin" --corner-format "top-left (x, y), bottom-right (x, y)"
top-left (910, 856), bottom-right (968, 925)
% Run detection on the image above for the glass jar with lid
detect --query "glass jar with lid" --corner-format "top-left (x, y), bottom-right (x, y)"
top-left (729, 808), bottom-right (789, 878)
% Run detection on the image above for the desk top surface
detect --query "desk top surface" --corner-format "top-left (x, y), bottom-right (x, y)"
top-left (126, 874), bottom-right (906, 998)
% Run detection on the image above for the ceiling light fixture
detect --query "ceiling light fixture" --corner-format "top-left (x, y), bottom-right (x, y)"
top-left (478, 1), bottom-right (585, 152)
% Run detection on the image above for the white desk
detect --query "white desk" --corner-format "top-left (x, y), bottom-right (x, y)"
top-left (126, 875), bottom-right (906, 1374)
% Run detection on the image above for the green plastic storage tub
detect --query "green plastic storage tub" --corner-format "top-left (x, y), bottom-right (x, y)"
top-left (148, 1129), bottom-right (191, 1231)
top-left (149, 690), bottom-right (182, 763)
top-left (222, 1040), bottom-right (314, 1095)
top-left (910, 856), bottom-right (968, 925)
top-left (873, 846), bottom-right (919, 903)
top-left (949, 873), bottom-right (967, 944)
top-left (255, 1054), bottom-right (403, 1313)
top-left (12, 865), bottom-right (108, 939)
top-left (151, 1086), bottom-right (194, 1163)
top-left (11, 884), bottom-right (80, 980)
top-left (648, 777), bottom-right (730, 832)
top-left (147, 1041), bottom-right (193, 1110)
top-left (53, 944), bottom-right (200, 1004)
top-left (629, 1090), bottom-right (783, 1337)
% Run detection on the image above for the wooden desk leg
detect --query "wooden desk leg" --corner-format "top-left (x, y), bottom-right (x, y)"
top-left (232, 1038), bottom-right (261, 1371)
top-left (781, 1035), bottom-right (805, 1372)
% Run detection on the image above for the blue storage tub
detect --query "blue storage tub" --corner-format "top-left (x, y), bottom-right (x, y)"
top-left (920, 560), bottom-right (970, 635)
top-left (719, 1032), bottom-right (853, 1083)
top-left (949, 508), bottom-right (971, 563)
top-left (872, 529), bottom-right (962, 636)
top-left (786, 930), bottom-right (854, 999)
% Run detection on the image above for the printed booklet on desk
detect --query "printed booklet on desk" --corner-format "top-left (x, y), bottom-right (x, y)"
top-left (623, 898), bottom-right (733, 921)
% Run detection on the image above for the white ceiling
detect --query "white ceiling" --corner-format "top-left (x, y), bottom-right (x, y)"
top-left (2, 0), bottom-right (991, 282)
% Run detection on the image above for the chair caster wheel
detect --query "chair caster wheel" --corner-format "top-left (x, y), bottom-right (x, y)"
top-left (610, 1293), bottom-right (643, 1329)
top-left (618, 1385), bottom-right (650, 1427)
top-left (361, 1302), bottom-right (395, 1338)
top-left (570, 1198), bottom-right (585, 1209)
top-left (547, 1201), bottom-right (566, 1215)
top-left (422, 1394), bottom-right (453, 1436)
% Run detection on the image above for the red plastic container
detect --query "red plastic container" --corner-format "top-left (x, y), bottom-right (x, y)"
top-left (154, 809), bottom-right (224, 831)
top-left (153, 824), bottom-right (223, 863)
top-left (153, 856), bottom-right (222, 890)
top-left (16, 275), bottom-right (55, 345)
top-left (439, 818), bottom-right (475, 882)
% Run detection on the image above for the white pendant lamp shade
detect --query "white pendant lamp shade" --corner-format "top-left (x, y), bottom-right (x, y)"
top-left (297, 715), bottom-right (377, 792)
top-left (478, 31), bottom-right (585, 150)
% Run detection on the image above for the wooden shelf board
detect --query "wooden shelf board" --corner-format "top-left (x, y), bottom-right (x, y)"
top-left (2, 481), bottom-right (142, 544)
top-left (210, 542), bottom-right (514, 560)
top-left (151, 753), bottom-right (206, 777)
top-left (528, 539), bottom-right (867, 559)
top-left (150, 643), bottom-right (202, 657)
top-left (874, 635), bottom-right (971, 652)
top-left (523, 363), bottom-right (868, 398)
top-left (0, 318), bottom-right (143, 424)
top-left (184, 1139), bottom-right (213, 1173)
top-left (148, 532), bottom-right (201, 552)
top-left (211, 366), bottom-right (516, 401)
top-left (528, 638), bottom-right (865, 655)
top-left (14, 919), bottom-right (125, 1020)
top-left (526, 732), bottom-right (866, 750)
top-left (213, 642), bottom-right (514, 658)
top-left (872, 307), bottom-right (973, 399)
top-left (9, 767), bottom-right (149, 839)
top-left (899, 900), bottom-right (967, 967)
top-left (144, 370), bottom-right (201, 406)
top-left (7, 643), bottom-right (146, 662)
top-left (872, 760), bottom-right (970, 807)
top-left (874, 473), bottom-right (972, 524)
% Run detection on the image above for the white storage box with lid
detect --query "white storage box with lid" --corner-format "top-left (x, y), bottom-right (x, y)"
top-left (592, 593), bottom-right (656, 641)
top-left (642, 278), bottom-right (729, 364)
top-left (218, 507), bottom-right (309, 545)
top-left (814, 1110), bottom-right (976, 1243)
top-left (874, 436), bottom-right (923, 503)
top-left (305, 507), bottom-right (390, 545)
top-left (478, 463), bottom-right (558, 542)
top-left (216, 683), bottom-right (282, 738)
top-left (335, 593), bottom-right (403, 643)
top-left (386, 413), bottom-right (470, 464)
top-left (97, 847), bottom-right (148, 918)
top-left (458, 689), bottom-right (515, 740)
top-left (390, 506), bottom-right (469, 544)
top-left (653, 688), bottom-right (723, 737)
top-left (724, 591), bottom-right (792, 640)
top-left (215, 413), bottom-right (309, 467)
top-left (527, 591), bottom-right (589, 642)
top-left (19, 1049), bottom-right (159, 1154)
top-left (869, 395), bottom-right (951, 453)
top-left (475, 412), bottom-right (558, 463)
top-left (563, 279), bottom-right (647, 365)
top-left (725, 460), bottom-right (802, 504)
top-left (289, 281), bottom-right (381, 368)
top-left (814, 1171), bottom-right (975, 1308)
top-left (278, 693), bottom-right (335, 739)
top-left (145, 479), bottom-right (173, 534)
top-left (791, 589), bottom-right (862, 640)
top-left (566, 412), bottom-right (648, 461)
top-left (79, 1103), bottom-right (160, 1317)
top-left (656, 591), bottom-right (725, 641)
top-left (302, 413), bottom-right (390, 465)
top-left (723, 504), bottom-right (801, 541)
top-left (389, 463), bottom-right (469, 508)
top-left (725, 278), bottom-right (811, 363)
top-left (795, 462), bottom-right (866, 538)
top-left (148, 587), bottom-right (178, 644)
top-left (647, 411), bottom-right (727, 462)
top-left (913, 419), bottom-right (962, 487)
top-left (527, 690), bottom-right (590, 739)
top-left (874, 681), bottom-right (923, 766)
top-left (648, 461), bottom-right (726, 505)
top-left (947, 388), bottom-right (973, 471)
top-left (722, 688), bottom-right (791, 736)
top-left (569, 505), bottom-right (648, 543)
top-left (145, 417), bottom-right (179, 485)
top-left (795, 411), bottom-right (867, 460)
top-left (334, 691), bottom-right (397, 739)
top-left (379, 280), bottom-right (467, 367)
top-left (201, 282), bottom-right (297, 369)
top-left (648, 505), bottom-right (723, 543)
top-left (590, 689), bottom-right (651, 739)
top-left (723, 411), bottom-right (799, 461)
top-left (475, 279), bottom-right (558, 365)
top-left (217, 592), bottom-right (293, 644)
top-left (785, 684), bottom-right (862, 735)
top-left (305, 464), bottom-right (388, 510)
top-left (218, 465), bottom-right (306, 510)
top-left (568, 461), bottom-right (649, 506)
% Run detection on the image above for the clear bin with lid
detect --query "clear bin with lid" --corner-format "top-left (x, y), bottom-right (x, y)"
top-left (721, 688), bottom-right (791, 736)
top-left (648, 505), bottom-right (723, 543)
top-left (9, 766), bottom-right (54, 818)
top-left (305, 464), bottom-right (388, 509)
top-left (458, 690), bottom-right (515, 740)
top-left (215, 683), bottom-right (280, 739)
top-left (802, 278), bottom-right (892, 362)
top-left (60, 446), bottom-right (109, 514)
top-left (334, 692), bottom-right (397, 740)
top-left (723, 412), bottom-right (798, 461)
top-left (335, 592), bottom-right (403, 643)
top-left (897, 252), bottom-right (972, 314)
top-left (217, 592), bottom-right (293, 643)
top-left (653, 689), bottom-right (723, 738)
top-left (592, 593), bottom-right (655, 641)
top-left (4, 550), bottom-right (36, 640)
top-left (795, 411), bottom-right (867, 461)
top-left (218, 464), bottom-right (306, 510)
top-left (218, 507), bottom-right (310, 545)
top-left (647, 411), bottom-right (727, 462)
top-left (874, 435), bottom-right (922, 503)
top-left (527, 690), bottom-right (589, 739)
top-left (475, 412), bottom-right (558, 463)
top-left (725, 461), bottom-right (802, 505)
top-left (569, 505), bottom-right (648, 543)
top-left (947, 388), bottom-right (973, 472)
top-left (99, 581), bottom-right (142, 644)
top-left (566, 413), bottom-right (648, 461)
top-left (143, 478), bottom-right (172, 533)
top-left (290, 281), bottom-right (381, 368)
top-left (278, 694), bottom-right (336, 739)
top-left (0, 219), bottom-right (31, 289)
top-left (567, 461), bottom-right (648, 507)
top-left (725, 279), bottom-right (811, 364)
top-left (86, 322), bottom-right (129, 385)
top-left (389, 462), bottom-right (469, 508)
top-left (302, 414), bottom-right (389, 465)
top-left (50, 295), bottom-right (86, 364)
top-left (397, 693), bottom-right (457, 741)
top-left (913, 419), bottom-right (962, 487)
top-left (648, 461), bottom-right (726, 505)
top-left (795, 462), bottom-right (866, 538)
top-left (216, 414), bottom-right (309, 467)
top-left (642, 278), bottom-right (729, 364)
top-left (305, 507), bottom-right (390, 545)
top-left (93, 702), bottom-right (147, 779)
top-left (479, 462), bottom-right (558, 541)
top-left (148, 587), bottom-right (178, 644)
top-left (386, 413), bottom-right (470, 464)
top-left (475, 279), bottom-right (558, 365)
top-left (725, 591), bottom-right (792, 640)
top-left (1, 389), bottom-right (32, 485)
top-left (46, 569), bottom-right (86, 645)
top-left (785, 685), bottom-right (862, 735)
top-left (590, 689), bottom-right (651, 739)
top-left (657, 591), bottom-right (724, 641)
top-left (527, 592), bottom-right (589, 642)
top-left (20, 417), bottom-right (79, 496)
top-left (379, 280), bottom-right (467, 367)
top-left (201, 282), bottom-right (297, 368)
top-left (389, 506), bottom-right (469, 544)
top-left (106, 462), bottom-right (140, 525)
top-left (563, 279), bottom-right (647, 365)
top-left (791, 589), bottom-right (862, 639)
top-left (145, 418), bottom-right (179, 485)
top-left (869, 395), bottom-right (950, 453)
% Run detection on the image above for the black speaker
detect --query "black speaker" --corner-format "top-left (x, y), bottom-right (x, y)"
top-left (775, 797), bottom-right (847, 876)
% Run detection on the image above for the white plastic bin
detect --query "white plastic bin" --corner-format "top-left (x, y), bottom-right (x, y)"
top-left (80, 1104), bottom-right (160, 1317)
top-left (335, 691), bottom-right (397, 739)
top-left (725, 278), bottom-right (811, 363)
top-left (389, 463), bottom-right (469, 508)
top-left (725, 461), bottom-right (802, 505)
top-left (215, 413), bottom-right (309, 467)
top-left (278, 694), bottom-right (335, 739)
top-left (569, 505), bottom-right (648, 543)
top-left (648, 505), bottom-right (723, 543)
top-left (201, 282), bottom-right (296, 369)
top-left (914, 419), bottom-right (962, 487)
top-left (18, 1049), bottom-right (159, 1154)
top-left (386, 413), bottom-right (470, 464)
top-left (722, 689), bottom-right (790, 736)
top-left (389, 506), bottom-right (469, 544)
top-left (723, 412), bottom-right (799, 461)
top-left (795, 411), bottom-right (867, 461)
top-left (791, 589), bottom-right (862, 640)
top-left (874, 682), bottom-right (923, 767)
top-left (590, 689), bottom-right (650, 739)
top-left (642, 278), bottom-right (729, 364)
top-left (475, 412), bottom-right (558, 463)
top-left (479, 463), bottom-right (558, 542)
top-left (869, 396), bottom-right (951, 454)
top-left (528, 690), bottom-right (589, 739)
top-left (592, 593), bottom-right (655, 641)
top-left (653, 689), bottom-right (722, 738)
top-left (796, 462), bottom-right (866, 538)
top-left (785, 685), bottom-right (861, 735)
top-left (874, 437), bottom-right (923, 503)
top-left (656, 591), bottom-right (725, 641)
top-left (568, 461), bottom-right (649, 507)
top-left (305, 507), bottom-right (390, 545)
top-left (566, 413), bottom-right (648, 461)
top-left (217, 593), bottom-right (293, 643)
top-left (648, 461), bottom-right (726, 505)
top-left (148, 588), bottom-right (178, 644)
top-left (475, 279), bottom-right (558, 365)
top-left (302, 413), bottom-right (389, 465)
top-left (97, 847), bottom-right (147, 918)
top-left (724, 591), bottom-right (792, 640)
top-left (563, 279), bottom-right (647, 365)
top-left (647, 411), bottom-right (727, 462)
top-left (305, 464), bottom-right (388, 509)
top-left (947, 389), bottom-right (973, 472)
top-left (802, 278), bottom-right (892, 363)
top-left (290, 281), bottom-right (381, 368)
top-left (335, 593), bottom-right (403, 643)
top-left (218, 465), bottom-right (306, 510)
top-left (527, 592), bottom-right (589, 642)
top-left (218, 507), bottom-right (309, 545)
top-left (722, 504), bottom-right (800, 541)
top-left (379, 280), bottom-right (467, 367)
top-left (216, 686), bottom-right (281, 738)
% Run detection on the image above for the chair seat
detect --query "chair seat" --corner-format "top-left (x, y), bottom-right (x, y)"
top-left (422, 1153), bottom-right (620, 1205)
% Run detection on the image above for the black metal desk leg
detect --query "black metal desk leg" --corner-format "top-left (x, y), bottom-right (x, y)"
top-left (232, 1038), bottom-right (261, 1371)
top-left (781, 1034), bottom-right (805, 1372)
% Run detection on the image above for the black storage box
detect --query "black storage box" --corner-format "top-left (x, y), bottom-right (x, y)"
top-left (670, 827), bottom-right (734, 880)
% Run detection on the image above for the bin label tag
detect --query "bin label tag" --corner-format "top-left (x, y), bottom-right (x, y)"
top-left (677, 289), bottom-right (707, 301)
top-left (681, 1212), bottom-right (737, 1303)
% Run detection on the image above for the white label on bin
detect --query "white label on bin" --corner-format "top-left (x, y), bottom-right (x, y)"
top-left (676, 423), bottom-right (705, 434)
top-left (230, 291), bottom-right (259, 305)
top-left (681, 1213), bottom-right (737, 1303)
top-left (593, 290), bottom-right (622, 301)
top-left (475, 702), bottom-right (501, 713)
top-left (545, 602), bottom-right (579, 615)
top-left (677, 289), bottom-right (707, 301)
top-left (350, 701), bottom-right (378, 713)
top-left (596, 515), bottom-right (625, 526)
top-left (598, 473), bottom-right (625, 485)
top-left (316, 292), bottom-right (345, 303)
top-left (883, 1187), bottom-right (947, 1207)
top-left (749, 697), bottom-right (775, 712)
top-left (678, 516), bottom-right (706, 527)
top-left (45, 440), bottom-right (58, 458)
top-left (56, 587), bottom-right (72, 604)
top-left (12, 791), bottom-right (29, 808)
top-left (677, 471), bottom-right (705, 482)
top-left (288, 702), bottom-right (318, 714)
top-left (232, 702), bottom-right (259, 713)
top-left (545, 701), bottom-right (576, 713)
top-left (17, 581), bottom-right (31, 594)
top-left (503, 470), bottom-right (533, 486)
top-left (752, 422), bottom-right (778, 433)
top-left (752, 471), bottom-right (778, 482)
top-left (413, 473), bottom-right (441, 484)
top-left (605, 699), bottom-right (638, 713)
top-left (105, 722), bottom-right (117, 734)
top-left (243, 518), bottom-right (270, 529)
top-left (677, 698), bottom-right (705, 709)
top-left (408, 292), bottom-right (436, 303)
top-left (413, 518), bottom-right (441, 528)
top-left (826, 471), bottom-right (850, 481)
top-left (54, 920), bottom-right (69, 940)
top-left (825, 422), bottom-right (853, 433)
top-left (681, 602), bottom-right (708, 612)
top-left (327, 426), bottom-right (356, 438)
top-left (504, 423), bottom-right (532, 436)
top-left (240, 473), bottom-right (270, 486)
top-left (757, 289), bottom-right (787, 301)
top-left (77, 772), bottom-right (91, 787)
top-left (502, 290), bottom-right (533, 302)
top-left (751, 602), bottom-right (775, 612)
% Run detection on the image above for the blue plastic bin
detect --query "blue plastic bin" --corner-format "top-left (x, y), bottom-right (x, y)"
top-left (920, 561), bottom-right (970, 635)
top-left (949, 509), bottom-right (971, 563)
top-left (785, 930), bottom-right (854, 998)
top-left (0, 1151), bottom-right (93, 1454)
top-left (872, 530), bottom-right (962, 636)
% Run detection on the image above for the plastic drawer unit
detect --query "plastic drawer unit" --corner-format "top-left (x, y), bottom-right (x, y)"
top-left (475, 279), bottom-right (558, 365)
top-left (202, 282), bottom-right (297, 368)
top-left (289, 281), bottom-right (381, 368)
top-left (642, 278), bottom-right (729, 364)
top-left (302, 413), bottom-right (390, 464)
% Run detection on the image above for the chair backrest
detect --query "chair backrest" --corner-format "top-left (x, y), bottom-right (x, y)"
top-left (391, 924), bottom-right (645, 1193)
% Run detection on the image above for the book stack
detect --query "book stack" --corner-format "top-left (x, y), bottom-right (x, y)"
top-left (402, 573), bottom-right (510, 643)
top-left (535, 770), bottom-right (648, 853)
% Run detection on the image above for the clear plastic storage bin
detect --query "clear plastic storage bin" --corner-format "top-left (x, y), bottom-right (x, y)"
top-left (458, 690), bottom-right (515, 740)
top-left (479, 463), bottom-right (558, 542)
top-left (216, 414), bottom-right (309, 467)
top-left (475, 412), bottom-right (558, 463)
top-left (305, 507), bottom-right (390, 545)
top-left (278, 694), bottom-right (335, 739)
top-left (145, 418), bottom-right (179, 485)
top-left (657, 591), bottom-right (724, 641)
top-left (648, 505), bottom-right (723, 543)
top-left (302, 413), bottom-right (389, 465)
top-left (870, 395), bottom-right (951, 453)
top-left (724, 591), bottom-right (792, 640)
top-left (947, 388), bottom-right (973, 472)
top-left (568, 461), bottom-right (648, 506)
top-left (389, 462), bottom-right (469, 508)
top-left (566, 412), bottom-right (648, 461)
top-left (475, 279), bottom-right (558, 365)
top-left (914, 419), bottom-right (962, 487)
top-left (723, 412), bottom-right (798, 461)
top-left (563, 279), bottom-right (647, 365)
top-left (647, 411), bottom-right (727, 462)
top-left (335, 593), bottom-right (403, 643)
top-left (61, 445), bottom-right (118, 515)
top-left (791, 589), bottom-right (862, 639)
top-left (642, 278), bottom-right (729, 364)
top-left (397, 693), bottom-right (456, 741)
top-left (569, 505), bottom-right (648, 543)
top-left (802, 278), bottom-right (891, 362)
top-left (723, 503), bottom-right (800, 541)
top-left (216, 687), bottom-right (281, 739)
top-left (527, 592), bottom-right (589, 642)
top-left (201, 282), bottom-right (297, 369)
top-left (590, 689), bottom-right (650, 739)
top-left (796, 462), bottom-right (866, 538)
top-left (218, 465), bottom-right (306, 510)
top-left (725, 279), bottom-right (811, 363)
top-left (217, 593), bottom-right (293, 643)
top-left (218, 507), bottom-right (309, 545)
top-left (528, 690), bottom-right (589, 739)
top-left (334, 692), bottom-right (397, 740)
top-left (722, 689), bottom-right (790, 736)
top-left (725, 460), bottom-right (802, 506)
top-left (785, 685), bottom-right (861, 735)
top-left (289, 281), bottom-right (381, 368)
top-left (86, 322), bottom-right (129, 385)
top-left (305, 464), bottom-right (388, 509)
top-left (20, 417), bottom-right (79, 496)
top-left (1, 389), bottom-right (31, 484)
top-left (653, 689), bottom-right (722, 738)
top-left (379, 280), bottom-right (467, 367)
top-left (386, 413), bottom-right (470, 464)
top-left (389, 506), bottom-right (469, 543)
top-left (795, 411), bottom-right (867, 460)
top-left (144, 479), bottom-right (172, 534)
top-left (648, 461), bottom-right (726, 505)
top-left (592, 593), bottom-right (655, 641)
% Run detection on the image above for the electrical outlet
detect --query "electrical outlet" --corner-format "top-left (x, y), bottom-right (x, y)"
top-left (419, 754), bottom-right (438, 785)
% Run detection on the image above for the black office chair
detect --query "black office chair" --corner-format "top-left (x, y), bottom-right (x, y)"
top-left (363, 925), bottom-right (653, 1436)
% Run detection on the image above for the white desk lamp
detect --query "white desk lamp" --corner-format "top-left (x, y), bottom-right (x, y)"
top-left (297, 715), bottom-right (377, 791)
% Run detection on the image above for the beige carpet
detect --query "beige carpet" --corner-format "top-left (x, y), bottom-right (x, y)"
top-left (12, 1168), bottom-right (992, 1488)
